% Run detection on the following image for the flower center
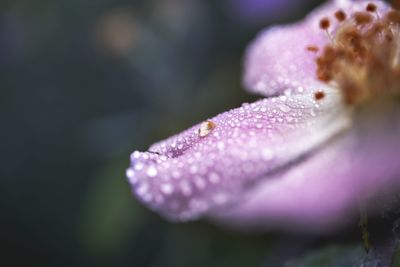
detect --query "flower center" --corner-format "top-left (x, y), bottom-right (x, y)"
top-left (315, 3), bottom-right (400, 105)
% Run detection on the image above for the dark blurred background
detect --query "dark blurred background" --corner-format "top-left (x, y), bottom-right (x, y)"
top-left (2, 0), bottom-right (376, 266)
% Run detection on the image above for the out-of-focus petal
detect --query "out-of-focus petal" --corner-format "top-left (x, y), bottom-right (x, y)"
top-left (214, 101), bottom-right (400, 232)
top-left (127, 89), bottom-right (350, 221)
top-left (243, 0), bottom-right (389, 97)
top-left (229, 0), bottom-right (308, 24)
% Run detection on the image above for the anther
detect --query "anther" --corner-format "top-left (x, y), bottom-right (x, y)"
top-left (335, 10), bottom-right (347, 22)
top-left (386, 10), bottom-right (400, 24)
top-left (319, 17), bottom-right (330, 30)
top-left (306, 45), bottom-right (319, 53)
top-left (366, 3), bottom-right (381, 20)
top-left (353, 12), bottom-right (373, 25)
top-left (314, 91), bottom-right (326, 100)
top-left (366, 3), bottom-right (377, 13)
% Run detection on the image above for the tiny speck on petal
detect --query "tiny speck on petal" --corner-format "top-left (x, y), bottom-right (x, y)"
top-left (198, 120), bottom-right (216, 137)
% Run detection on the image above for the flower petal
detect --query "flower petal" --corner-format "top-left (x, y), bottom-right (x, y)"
top-left (214, 101), bottom-right (400, 232)
top-left (127, 89), bottom-right (350, 221)
top-left (243, 0), bottom-right (389, 97)
top-left (229, 0), bottom-right (305, 24)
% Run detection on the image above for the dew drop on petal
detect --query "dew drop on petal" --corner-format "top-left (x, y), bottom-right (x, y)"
top-left (194, 176), bottom-right (206, 189)
top-left (278, 103), bottom-right (291, 113)
top-left (180, 180), bottom-right (192, 196)
top-left (134, 162), bottom-right (144, 171)
top-left (172, 170), bottom-right (181, 179)
top-left (160, 183), bottom-right (174, 195)
top-left (147, 166), bottom-right (158, 177)
top-left (190, 165), bottom-right (198, 174)
top-left (209, 172), bottom-right (220, 184)
top-left (137, 182), bottom-right (149, 196)
top-left (217, 141), bottom-right (225, 150)
top-left (126, 169), bottom-right (137, 184)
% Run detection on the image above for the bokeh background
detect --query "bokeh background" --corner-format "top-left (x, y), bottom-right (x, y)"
top-left (3, 0), bottom-right (398, 266)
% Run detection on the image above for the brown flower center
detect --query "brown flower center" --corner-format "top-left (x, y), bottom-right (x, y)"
top-left (314, 3), bottom-right (400, 105)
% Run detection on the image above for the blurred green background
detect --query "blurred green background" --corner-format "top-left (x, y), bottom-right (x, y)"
top-left (5, 0), bottom-right (391, 266)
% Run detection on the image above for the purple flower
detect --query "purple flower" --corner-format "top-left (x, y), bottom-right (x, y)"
top-left (127, 0), bottom-right (400, 232)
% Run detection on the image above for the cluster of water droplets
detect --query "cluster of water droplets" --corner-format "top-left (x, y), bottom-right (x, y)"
top-left (127, 89), bottom-right (348, 221)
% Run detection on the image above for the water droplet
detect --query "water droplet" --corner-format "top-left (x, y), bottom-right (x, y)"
top-left (126, 169), bottom-right (138, 184)
top-left (134, 162), bottom-right (144, 171)
top-left (217, 142), bottom-right (225, 150)
top-left (180, 181), bottom-right (192, 196)
top-left (142, 193), bottom-right (153, 203)
top-left (131, 151), bottom-right (141, 160)
top-left (190, 165), bottom-right (198, 174)
top-left (194, 176), bottom-right (206, 189)
top-left (147, 166), bottom-right (158, 177)
top-left (160, 183), bottom-right (173, 195)
top-left (209, 172), bottom-right (220, 184)
top-left (126, 168), bottom-right (134, 178)
top-left (278, 104), bottom-right (291, 113)
top-left (137, 182), bottom-right (149, 196)
top-left (172, 170), bottom-right (181, 179)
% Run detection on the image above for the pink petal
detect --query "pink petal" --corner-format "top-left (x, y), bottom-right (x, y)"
top-left (243, 0), bottom-right (389, 97)
top-left (214, 101), bottom-right (400, 232)
top-left (127, 89), bottom-right (350, 221)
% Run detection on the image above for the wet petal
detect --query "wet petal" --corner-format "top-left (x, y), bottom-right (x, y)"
top-left (243, 0), bottom-right (389, 97)
top-left (215, 101), bottom-right (400, 232)
top-left (127, 89), bottom-right (350, 221)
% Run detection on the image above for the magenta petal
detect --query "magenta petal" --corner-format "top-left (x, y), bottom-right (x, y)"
top-left (127, 90), bottom-right (350, 221)
top-left (214, 102), bottom-right (400, 232)
top-left (243, 22), bottom-right (328, 96)
top-left (243, 0), bottom-right (389, 97)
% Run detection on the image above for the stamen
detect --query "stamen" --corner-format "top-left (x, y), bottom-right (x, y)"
top-left (316, 5), bottom-right (400, 106)
top-left (386, 10), bottom-right (400, 24)
top-left (353, 12), bottom-right (373, 25)
top-left (335, 10), bottom-right (347, 22)
top-left (319, 17), bottom-right (333, 42)
top-left (366, 3), bottom-right (380, 20)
